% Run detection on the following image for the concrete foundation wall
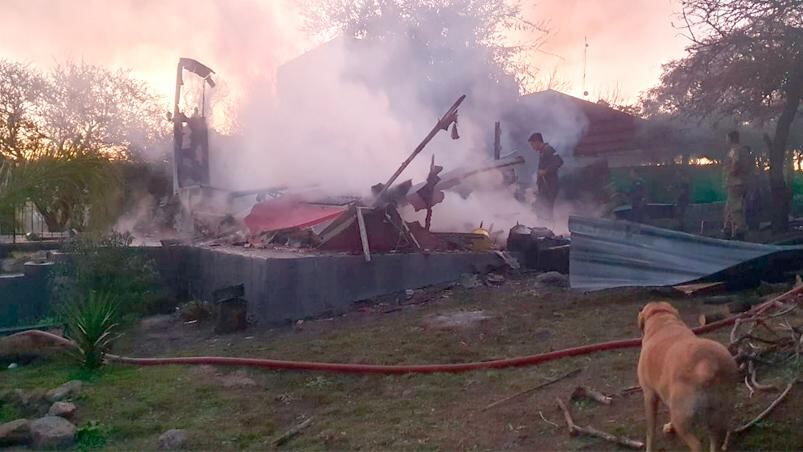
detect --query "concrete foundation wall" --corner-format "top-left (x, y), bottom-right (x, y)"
top-left (0, 241), bottom-right (62, 259)
top-left (0, 244), bottom-right (505, 328)
top-left (0, 262), bottom-right (53, 327)
top-left (151, 246), bottom-right (503, 325)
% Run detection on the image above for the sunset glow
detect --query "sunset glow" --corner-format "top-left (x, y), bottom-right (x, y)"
top-left (1, 0), bottom-right (688, 125)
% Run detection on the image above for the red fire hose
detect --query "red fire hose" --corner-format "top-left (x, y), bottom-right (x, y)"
top-left (13, 286), bottom-right (802, 375)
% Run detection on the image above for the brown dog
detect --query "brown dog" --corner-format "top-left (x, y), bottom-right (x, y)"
top-left (638, 301), bottom-right (738, 452)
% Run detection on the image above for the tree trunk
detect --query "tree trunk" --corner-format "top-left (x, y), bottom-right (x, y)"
top-left (769, 79), bottom-right (803, 233)
top-left (35, 201), bottom-right (70, 233)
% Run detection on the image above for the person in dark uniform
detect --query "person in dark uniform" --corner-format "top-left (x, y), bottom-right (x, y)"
top-left (528, 132), bottom-right (563, 224)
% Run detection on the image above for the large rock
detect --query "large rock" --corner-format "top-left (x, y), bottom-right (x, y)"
top-left (0, 419), bottom-right (31, 447)
top-left (30, 416), bottom-right (76, 449)
top-left (158, 429), bottom-right (188, 449)
top-left (45, 380), bottom-right (82, 403)
top-left (47, 401), bottom-right (77, 419)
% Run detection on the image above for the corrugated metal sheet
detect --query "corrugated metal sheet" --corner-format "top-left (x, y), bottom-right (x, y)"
top-left (569, 216), bottom-right (803, 290)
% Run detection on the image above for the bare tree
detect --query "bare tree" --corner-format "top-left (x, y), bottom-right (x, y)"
top-left (0, 61), bottom-right (46, 162)
top-left (648, 0), bottom-right (803, 232)
top-left (41, 61), bottom-right (165, 160)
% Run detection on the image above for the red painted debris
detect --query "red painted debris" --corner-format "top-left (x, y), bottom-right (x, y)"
top-left (244, 196), bottom-right (346, 234)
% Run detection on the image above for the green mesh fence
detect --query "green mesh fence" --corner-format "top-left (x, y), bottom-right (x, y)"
top-left (610, 165), bottom-right (803, 204)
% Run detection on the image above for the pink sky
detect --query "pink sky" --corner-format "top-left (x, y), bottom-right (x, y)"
top-left (528, 0), bottom-right (688, 101)
top-left (0, 0), bottom-right (689, 105)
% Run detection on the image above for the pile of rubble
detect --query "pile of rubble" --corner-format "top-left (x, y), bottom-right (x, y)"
top-left (181, 95), bottom-right (547, 261)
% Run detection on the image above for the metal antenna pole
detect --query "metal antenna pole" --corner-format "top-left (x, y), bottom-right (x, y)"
top-left (582, 36), bottom-right (589, 97)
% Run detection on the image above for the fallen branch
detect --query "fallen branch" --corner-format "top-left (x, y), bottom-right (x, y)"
top-left (725, 381), bottom-right (796, 450)
top-left (571, 386), bottom-right (612, 405)
top-left (539, 410), bottom-right (559, 428)
top-left (482, 368), bottom-right (581, 411)
top-left (748, 361), bottom-right (777, 392)
top-left (619, 385), bottom-right (642, 397)
top-left (735, 381), bottom-right (795, 434)
top-left (272, 417), bottom-right (314, 447)
top-left (744, 375), bottom-right (755, 398)
top-left (555, 397), bottom-right (644, 450)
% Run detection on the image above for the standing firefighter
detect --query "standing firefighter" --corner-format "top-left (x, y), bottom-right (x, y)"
top-left (723, 130), bottom-right (749, 240)
top-left (529, 132), bottom-right (563, 224)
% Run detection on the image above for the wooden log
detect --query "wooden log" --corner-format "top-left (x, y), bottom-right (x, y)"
top-left (555, 398), bottom-right (644, 449)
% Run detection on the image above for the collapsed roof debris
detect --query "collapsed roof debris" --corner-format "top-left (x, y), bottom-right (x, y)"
top-left (182, 94), bottom-right (532, 258)
top-left (243, 196), bottom-right (347, 236)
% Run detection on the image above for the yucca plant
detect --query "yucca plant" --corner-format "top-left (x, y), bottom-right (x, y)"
top-left (64, 291), bottom-right (121, 369)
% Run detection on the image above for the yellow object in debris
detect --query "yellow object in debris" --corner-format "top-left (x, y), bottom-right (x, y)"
top-left (471, 227), bottom-right (492, 251)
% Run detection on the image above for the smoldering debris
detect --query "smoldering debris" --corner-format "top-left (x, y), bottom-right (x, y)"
top-left (177, 95), bottom-right (566, 258)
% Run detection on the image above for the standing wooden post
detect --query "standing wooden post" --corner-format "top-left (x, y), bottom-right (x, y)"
top-left (356, 207), bottom-right (371, 262)
top-left (494, 121), bottom-right (502, 160)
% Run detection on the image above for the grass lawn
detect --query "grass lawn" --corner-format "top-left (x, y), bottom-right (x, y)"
top-left (1, 276), bottom-right (801, 450)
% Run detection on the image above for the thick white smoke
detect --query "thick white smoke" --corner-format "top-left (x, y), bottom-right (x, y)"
top-left (211, 29), bottom-right (592, 237)
top-left (2, 0), bottom-right (597, 238)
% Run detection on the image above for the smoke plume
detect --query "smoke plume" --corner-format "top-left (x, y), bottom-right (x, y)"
top-left (3, 0), bottom-right (614, 238)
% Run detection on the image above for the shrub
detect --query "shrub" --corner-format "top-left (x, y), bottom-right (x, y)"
top-left (50, 231), bottom-right (161, 318)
